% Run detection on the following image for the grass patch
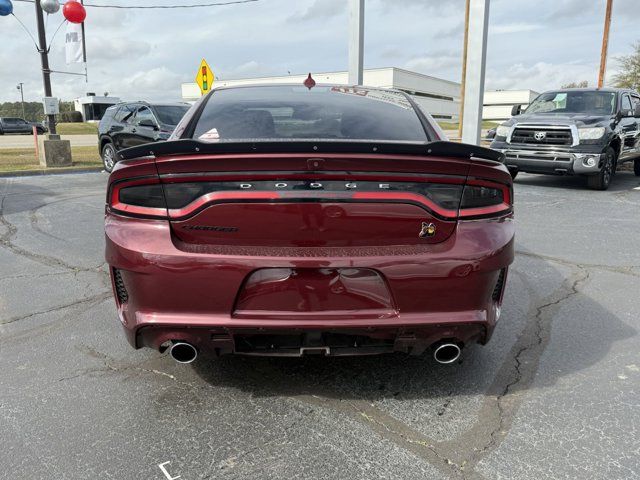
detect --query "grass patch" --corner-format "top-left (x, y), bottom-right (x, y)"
top-left (56, 122), bottom-right (98, 135)
top-left (437, 120), bottom-right (499, 130)
top-left (0, 146), bottom-right (101, 173)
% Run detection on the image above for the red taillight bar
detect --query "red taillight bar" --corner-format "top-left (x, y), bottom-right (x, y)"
top-left (108, 176), bottom-right (512, 221)
top-left (108, 178), bottom-right (168, 219)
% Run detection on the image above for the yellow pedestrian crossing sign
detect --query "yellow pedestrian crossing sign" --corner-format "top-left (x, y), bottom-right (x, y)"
top-left (195, 59), bottom-right (214, 95)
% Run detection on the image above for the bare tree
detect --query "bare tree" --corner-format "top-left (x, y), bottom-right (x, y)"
top-left (561, 81), bottom-right (589, 88)
top-left (613, 42), bottom-right (640, 90)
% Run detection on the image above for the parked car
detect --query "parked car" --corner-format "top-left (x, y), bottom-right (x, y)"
top-left (105, 84), bottom-right (514, 364)
top-left (491, 88), bottom-right (640, 189)
top-left (0, 117), bottom-right (47, 135)
top-left (97, 101), bottom-right (190, 172)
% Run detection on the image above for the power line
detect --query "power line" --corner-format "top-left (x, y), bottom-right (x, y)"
top-left (13, 0), bottom-right (259, 9)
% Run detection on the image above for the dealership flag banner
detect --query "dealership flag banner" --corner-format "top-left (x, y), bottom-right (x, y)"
top-left (65, 21), bottom-right (84, 64)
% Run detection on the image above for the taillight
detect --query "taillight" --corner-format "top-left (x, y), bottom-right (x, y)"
top-left (107, 176), bottom-right (512, 220)
top-left (459, 181), bottom-right (512, 219)
top-left (108, 179), bottom-right (167, 218)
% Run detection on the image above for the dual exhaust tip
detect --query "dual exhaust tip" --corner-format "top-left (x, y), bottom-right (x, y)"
top-left (169, 342), bottom-right (198, 364)
top-left (168, 341), bottom-right (461, 364)
top-left (432, 342), bottom-right (462, 364)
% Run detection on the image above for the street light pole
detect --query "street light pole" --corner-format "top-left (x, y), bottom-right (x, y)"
top-left (17, 83), bottom-right (25, 119)
top-left (34, 0), bottom-right (56, 135)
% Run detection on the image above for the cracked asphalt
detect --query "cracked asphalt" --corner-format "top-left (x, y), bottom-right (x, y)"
top-left (1, 171), bottom-right (639, 480)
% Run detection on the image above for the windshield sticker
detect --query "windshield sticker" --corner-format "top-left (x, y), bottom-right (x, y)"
top-left (198, 128), bottom-right (220, 143)
top-left (330, 86), bottom-right (413, 110)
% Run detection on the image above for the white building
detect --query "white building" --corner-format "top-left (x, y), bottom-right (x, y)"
top-left (74, 93), bottom-right (121, 122)
top-left (482, 90), bottom-right (539, 122)
top-left (182, 67), bottom-right (461, 120)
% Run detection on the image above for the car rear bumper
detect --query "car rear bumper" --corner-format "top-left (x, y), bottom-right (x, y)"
top-left (105, 214), bottom-right (514, 356)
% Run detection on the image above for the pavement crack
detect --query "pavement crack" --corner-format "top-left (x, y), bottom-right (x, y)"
top-left (516, 249), bottom-right (640, 278)
top-left (211, 407), bottom-right (316, 477)
top-left (0, 292), bottom-right (111, 326)
top-left (27, 193), bottom-right (97, 242)
top-left (461, 265), bottom-right (591, 475)
top-left (0, 183), bottom-right (91, 271)
top-left (293, 394), bottom-right (467, 479)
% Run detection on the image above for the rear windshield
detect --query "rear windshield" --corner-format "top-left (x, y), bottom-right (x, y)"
top-left (155, 105), bottom-right (190, 126)
top-left (191, 85), bottom-right (429, 143)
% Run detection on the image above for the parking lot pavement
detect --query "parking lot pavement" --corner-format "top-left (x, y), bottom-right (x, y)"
top-left (1, 171), bottom-right (639, 480)
top-left (0, 134), bottom-right (97, 149)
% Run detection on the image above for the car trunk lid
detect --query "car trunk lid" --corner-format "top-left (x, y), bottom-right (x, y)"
top-left (154, 150), bottom-right (472, 248)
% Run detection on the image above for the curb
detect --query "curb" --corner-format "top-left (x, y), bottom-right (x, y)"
top-left (0, 166), bottom-right (104, 178)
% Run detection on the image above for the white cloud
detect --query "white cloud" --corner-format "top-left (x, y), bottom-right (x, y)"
top-left (491, 23), bottom-right (543, 35)
top-left (219, 60), bottom-right (279, 80)
top-left (85, 37), bottom-right (152, 61)
top-left (405, 54), bottom-right (461, 73)
top-left (485, 62), bottom-right (598, 92)
top-left (105, 67), bottom-right (190, 101)
top-left (288, 0), bottom-right (346, 23)
top-left (1, 0), bottom-right (638, 105)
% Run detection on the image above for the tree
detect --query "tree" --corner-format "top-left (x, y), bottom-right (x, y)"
top-left (561, 81), bottom-right (589, 88)
top-left (0, 100), bottom-right (74, 121)
top-left (613, 42), bottom-right (640, 90)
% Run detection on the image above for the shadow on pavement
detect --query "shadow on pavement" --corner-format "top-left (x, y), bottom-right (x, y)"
top-left (514, 170), bottom-right (639, 192)
top-left (191, 251), bottom-right (636, 404)
top-left (0, 182), bottom-right (58, 215)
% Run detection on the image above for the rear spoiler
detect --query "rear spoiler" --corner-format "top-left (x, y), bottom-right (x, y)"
top-left (118, 139), bottom-right (504, 163)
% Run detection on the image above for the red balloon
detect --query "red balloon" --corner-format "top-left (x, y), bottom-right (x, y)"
top-left (63, 1), bottom-right (86, 24)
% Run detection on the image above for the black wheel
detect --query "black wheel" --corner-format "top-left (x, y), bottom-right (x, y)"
top-left (634, 158), bottom-right (640, 177)
top-left (101, 143), bottom-right (117, 173)
top-left (587, 147), bottom-right (615, 190)
top-left (508, 168), bottom-right (519, 180)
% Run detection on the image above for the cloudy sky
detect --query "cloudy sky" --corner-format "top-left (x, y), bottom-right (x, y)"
top-left (1, 0), bottom-right (638, 103)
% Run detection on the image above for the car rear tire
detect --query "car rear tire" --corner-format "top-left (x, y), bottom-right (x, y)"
top-left (587, 147), bottom-right (615, 190)
top-left (634, 158), bottom-right (640, 177)
top-left (507, 168), bottom-right (518, 180)
top-left (101, 143), bottom-right (117, 173)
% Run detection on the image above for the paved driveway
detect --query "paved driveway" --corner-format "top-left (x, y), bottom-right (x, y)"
top-left (0, 134), bottom-right (97, 149)
top-left (1, 172), bottom-right (639, 479)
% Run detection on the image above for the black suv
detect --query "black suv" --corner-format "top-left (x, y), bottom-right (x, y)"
top-left (0, 117), bottom-right (47, 135)
top-left (98, 101), bottom-right (190, 172)
top-left (490, 88), bottom-right (640, 190)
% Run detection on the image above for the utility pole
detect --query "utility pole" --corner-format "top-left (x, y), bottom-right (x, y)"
top-left (348, 0), bottom-right (364, 85)
top-left (598, 0), bottom-right (613, 88)
top-left (81, 0), bottom-right (88, 82)
top-left (458, 0), bottom-right (470, 140)
top-left (34, 0), bottom-right (56, 135)
top-left (17, 83), bottom-right (25, 119)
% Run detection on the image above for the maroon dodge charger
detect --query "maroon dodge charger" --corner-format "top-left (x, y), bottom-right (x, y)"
top-left (105, 84), bottom-right (514, 364)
